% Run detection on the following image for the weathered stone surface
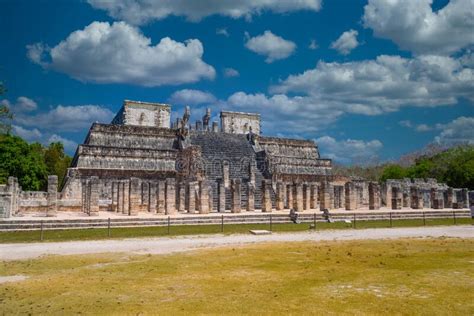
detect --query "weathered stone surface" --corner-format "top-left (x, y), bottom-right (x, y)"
top-left (247, 182), bottom-right (255, 212)
top-left (262, 180), bottom-right (272, 212)
top-left (294, 182), bottom-right (303, 212)
top-left (320, 181), bottom-right (333, 210)
top-left (368, 182), bottom-right (381, 210)
top-left (47, 176), bottom-right (58, 217)
top-left (165, 178), bottom-right (176, 215)
top-left (199, 180), bottom-right (210, 214)
top-left (217, 179), bottom-right (226, 212)
top-left (231, 179), bottom-right (241, 213)
top-left (345, 182), bottom-right (357, 211)
top-left (89, 176), bottom-right (100, 216)
top-left (276, 181), bottom-right (285, 210)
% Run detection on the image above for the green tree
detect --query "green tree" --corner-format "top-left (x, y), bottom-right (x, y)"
top-left (380, 164), bottom-right (408, 182)
top-left (44, 142), bottom-right (72, 186)
top-left (0, 134), bottom-right (48, 190)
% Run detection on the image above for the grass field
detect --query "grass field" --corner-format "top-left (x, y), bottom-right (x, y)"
top-left (0, 217), bottom-right (472, 243)
top-left (0, 238), bottom-right (473, 314)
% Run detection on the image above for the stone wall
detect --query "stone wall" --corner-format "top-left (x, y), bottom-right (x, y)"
top-left (220, 111), bottom-right (260, 135)
top-left (112, 100), bottom-right (171, 128)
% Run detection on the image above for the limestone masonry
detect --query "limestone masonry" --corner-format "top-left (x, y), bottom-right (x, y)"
top-left (0, 100), bottom-right (472, 218)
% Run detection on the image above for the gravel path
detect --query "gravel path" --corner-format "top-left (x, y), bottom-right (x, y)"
top-left (1, 226), bottom-right (472, 261)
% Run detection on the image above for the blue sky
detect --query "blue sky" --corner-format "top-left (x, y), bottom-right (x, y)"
top-left (1, 0), bottom-right (473, 164)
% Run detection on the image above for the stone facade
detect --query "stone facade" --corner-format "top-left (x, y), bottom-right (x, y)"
top-left (1, 99), bottom-right (472, 217)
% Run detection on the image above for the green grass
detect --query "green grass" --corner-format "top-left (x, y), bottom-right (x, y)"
top-left (1, 238), bottom-right (473, 314)
top-left (0, 217), bottom-right (471, 244)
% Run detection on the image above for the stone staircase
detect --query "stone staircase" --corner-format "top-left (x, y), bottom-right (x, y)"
top-left (190, 132), bottom-right (269, 209)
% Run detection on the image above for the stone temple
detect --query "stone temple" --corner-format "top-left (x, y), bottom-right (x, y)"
top-left (0, 100), bottom-right (472, 218)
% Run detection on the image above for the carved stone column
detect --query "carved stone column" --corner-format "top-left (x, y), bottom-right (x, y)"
top-left (310, 183), bottom-right (318, 209)
top-left (262, 180), bottom-right (272, 212)
top-left (165, 178), bottom-right (176, 215)
top-left (186, 181), bottom-right (197, 214)
top-left (320, 181), bottom-right (333, 210)
top-left (123, 180), bottom-right (130, 215)
top-left (178, 182), bottom-right (186, 212)
top-left (276, 181), bottom-right (285, 210)
top-left (294, 182), bottom-right (303, 212)
top-left (247, 182), bottom-right (255, 212)
top-left (446, 188), bottom-right (454, 208)
top-left (199, 180), bottom-right (210, 214)
top-left (303, 183), bottom-right (311, 211)
top-left (392, 187), bottom-right (402, 210)
top-left (286, 183), bottom-right (293, 210)
top-left (217, 179), bottom-right (226, 212)
top-left (231, 179), bottom-right (241, 213)
top-left (368, 182), bottom-right (381, 210)
top-left (345, 182), bottom-right (357, 211)
top-left (129, 177), bottom-right (140, 216)
top-left (148, 181), bottom-right (157, 214)
top-left (461, 188), bottom-right (469, 208)
top-left (157, 180), bottom-right (165, 214)
top-left (89, 176), bottom-right (100, 216)
top-left (47, 175), bottom-right (58, 217)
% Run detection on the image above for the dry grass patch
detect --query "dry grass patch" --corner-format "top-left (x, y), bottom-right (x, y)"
top-left (0, 238), bottom-right (473, 315)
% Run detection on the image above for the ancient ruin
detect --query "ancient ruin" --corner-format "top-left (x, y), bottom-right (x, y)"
top-left (0, 100), bottom-right (472, 218)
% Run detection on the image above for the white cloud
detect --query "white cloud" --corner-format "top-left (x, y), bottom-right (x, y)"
top-left (363, 0), bottom-right (474, 55)
top-left (434, 116), bottom-right (474, 144)
top-left (415, 124), bottom-right (433, 132)
top-left (399, 120), bottom-right (412, 128)
top-left (12, 125), bottom-right (78, 153)
top-left (47, 134), bottom-right (78, 153)
top-left (88, 0), bottom-right (322, 24)
top-left (27, 21), bottom-right (215, 87)
top-left (169, 89), bottom-right (217, 106)
top-left (15, 104), bottom-right (114, 132)
top-left (216, 28), bottom-right (229, 37)
top-left (1, 97), bottom-right (37, 112)
top-left (223, 67), bottom-right (240, 77)
top-left (315, 136), bottom-right (383, 164)
top-left (245, 30), bottom-right (296, 63)
top-left (271, 53), bottom-right (474, 115)
top-left (12, 125), bottom-right (43, 142)
top-left (308, 39), bottom-right (318, 50)
top-left (330, 29), bottom-right (359, 55)
top-left (225, 92), bottom-right (343, 134)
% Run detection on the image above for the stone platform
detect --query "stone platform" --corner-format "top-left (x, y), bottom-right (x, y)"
top-left (1, 208), bottom-right (470, 231)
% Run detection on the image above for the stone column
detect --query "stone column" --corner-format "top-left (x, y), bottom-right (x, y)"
top-left (208, 182), bottom-right (214, 212)
top-left (446, 188), bottom-right (454, 208)
top-left (141, 182), bottom-right (149, 212)
top-left (320, 181), bottom-right (333, 210)
top-left (310, 183), bottom-right (318, 209)
top-left (431, 188), bottom-right (444, 209)
top-left (262, 180), bottom-right (272, 212)
top-left (385, 183), bottom-right (392, 209)
top-left (217, 179), bottom-right (226, 212)
top-left (461, 188), bottom-right (469, 208)
top-left (212, 121), bottom-right (219, 132)
top-left (157, 180), bottom-right (166, 214)
top-left (402, 190), bottom-right (411, 208)
top-left (81, 179), bottom-right (87, 214)
top-left (129, 177), bottom-right (140, 216)
top-left (293, 182), bottom-right (303, 212)
top-left (111, 182), bottom-right (118, 212)
top-left (199, 180), bottom-right (210, 214)
top-left (368, 182), bottom-right (381, 210)
top-left (410, 186), bottom-right (422, 209)
top-left (165, 178), bottom-right (176, 215)
top-left (230, 179), bottom-right (241, 213)
top-left (178, 182), bottom-right (186, 212)
top-left (345, 182), bottom-right (357, 210)
top-left (303, 183), bottom-right (311, 211)
top-left (286, 183), bottom-right (293, 210)
top-left (89, 176), bottom-right (100, 216)
top-left (117, 182), bottom-right (123, 214)
top-left (249, 163), bottom-right (256, 185)
top-left (276, 181), bottom-right (285, 210)
top-left (222, 162), bottom-right (230, 189)
top-left (123, 180), bottom-right (130, 215)
top-left (148, 181), bottom-right (157, 214)
top-left (392, 187), bottom-right (402, 210)
top-left (46, 175), bottom-right (58, 217)
top-left (186, 181), bottom-right (197, 214)
top-left (247, 182), bottom-right (255, 212)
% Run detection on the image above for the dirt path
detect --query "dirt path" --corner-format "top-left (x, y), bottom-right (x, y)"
top-left (0, 226), bottom-right (472, 261)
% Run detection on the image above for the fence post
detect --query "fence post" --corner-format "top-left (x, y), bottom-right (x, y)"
top-left (453, 211), bottom-right (456, 225)
top-left (270, 214), bottom-right (272, 231)
top-left (167, 216), bottom-right (171, 234)
top-left (40, 220), bottom-right (44, 241)
top-left (313, 212), bottom-right (316, 230)
top-left (423, 212), bottom-right (426, 226)
top-left (107, 218), bottom-right (111, 237)
top-left (353, 213), bottom-right (356, 229)
top-left (221, 214), bottom-right (224, 233)
top-left (390, 212), bottom-right (393, 228)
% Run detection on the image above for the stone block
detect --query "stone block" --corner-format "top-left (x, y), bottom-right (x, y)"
top-left (165, 178), bottom-right (176, 214)
top-left (231, 179), bottom-right (241, 213)
top-left (47, 175), bottom-right (58, 217)
top-left (262, 180), bottom-right (272, 212)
